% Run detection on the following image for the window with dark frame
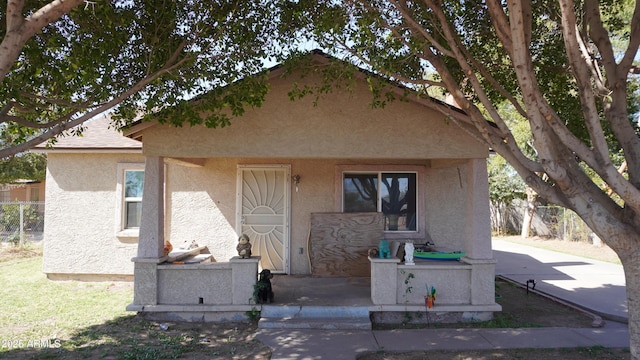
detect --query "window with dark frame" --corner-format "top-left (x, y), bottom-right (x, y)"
top-left (343, 172), bottom-right (417, 232)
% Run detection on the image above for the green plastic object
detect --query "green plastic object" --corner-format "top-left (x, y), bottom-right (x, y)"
top-left (413, 251), bottom-right (465, 260)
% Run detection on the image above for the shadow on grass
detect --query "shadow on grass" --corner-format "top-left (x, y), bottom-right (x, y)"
top-left (1, 315), bottom-right (270, 359)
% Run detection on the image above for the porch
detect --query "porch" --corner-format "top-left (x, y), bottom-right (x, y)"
top-left (258, 258), bottom-right (500, 330)
top-left (269, 275), bottom-right (372, 307)
top-left (128, 252), bottom-right (500, 329)
top-left (128, 157), bottom-right (499, 325)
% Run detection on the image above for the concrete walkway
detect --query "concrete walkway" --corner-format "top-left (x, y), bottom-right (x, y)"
top-left (256, 239), bottom-right (630, 359)
top-left (257, 323), bottom-right (629, 360)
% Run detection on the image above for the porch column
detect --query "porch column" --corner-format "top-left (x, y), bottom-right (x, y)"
top-left (132, 156), bottom-right (165, 306)
top-left (137, 156), bottom-right (165, 258)
top-left (464, 158), bottom-right (492, 259)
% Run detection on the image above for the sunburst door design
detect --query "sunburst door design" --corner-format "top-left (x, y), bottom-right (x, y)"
top-left (237, 166), bottom-right (289, 273)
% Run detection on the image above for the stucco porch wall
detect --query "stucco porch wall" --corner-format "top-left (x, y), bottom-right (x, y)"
top-left (128, 256), bottom-right (259, 321)
top-left (369, 257), bottom-right (500, 314)
top-left (157, 264), bottom-right (233, 305)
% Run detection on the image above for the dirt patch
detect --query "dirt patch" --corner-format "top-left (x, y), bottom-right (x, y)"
top-left (0, 242), bottom-right (42, 262)
top-left (363, 280), bottom-right (630, 359)
top-left (1, 316), bottom-right (271, 360)
top-left (493, 277), bottom-right (597, 328)
top-left (374, 277), bottom-right (596, 330)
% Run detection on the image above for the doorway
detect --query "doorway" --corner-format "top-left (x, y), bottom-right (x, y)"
top-left (236, 165), bottom-right (290, 273)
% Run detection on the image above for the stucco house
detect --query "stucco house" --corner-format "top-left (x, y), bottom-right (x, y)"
top-left (40, 51), bottom-right (500, 323)
top-left (36, 115), bottom-right (144, 281)
top-left (124, 52), bottom-right (500, 323)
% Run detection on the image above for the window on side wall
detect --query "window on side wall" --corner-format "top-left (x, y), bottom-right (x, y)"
top-left (124, 170), bottom-right (144, 228)
top-left (339, 165), bottom-right (424, 239)
top-left (116, 163), bottom-right (144, 238)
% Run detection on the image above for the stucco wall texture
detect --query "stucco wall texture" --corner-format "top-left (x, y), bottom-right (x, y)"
top-left (43, 153), bottom-right (144, 279)
top-left (139, 72), bottom-right (487, 160)
top-left (45, 64), bottom-right (491, 278)
top-left (148, 72), bottom-right (490, 275)
top-left (165, 157), bottom-right (482, 275)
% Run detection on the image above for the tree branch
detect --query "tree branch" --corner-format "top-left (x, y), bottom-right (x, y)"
top-left (562, 0), bottom-right (640, 207)
top-left (1, 27), bottom-right (199, 158)
top-left (615, 0), bottom-right (640, 76)
top-left (0, 0), bottom-right (85, 81)
top-left (0, 110), bottom-right (74, 129)
top-left (559, 0), bottom-right (611, 164)
top-left (18, 91), bottom-right (94, 110)
top-left (419, 1), bottom-right (523, 149)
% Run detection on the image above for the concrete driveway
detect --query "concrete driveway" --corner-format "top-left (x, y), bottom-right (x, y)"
top-left (493, 238), bottom-right (627, 322)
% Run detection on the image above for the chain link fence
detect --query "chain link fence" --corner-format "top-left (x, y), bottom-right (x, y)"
top-left (535, 206), bottom-right (593, 242)
top-left (0, 202), bottom-right (45, 246)
top-left (491, 200), bottom-right (594, 243)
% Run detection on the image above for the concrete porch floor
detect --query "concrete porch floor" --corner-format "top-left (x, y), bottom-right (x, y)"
top-left (269, 275), bottom-right (373, 307)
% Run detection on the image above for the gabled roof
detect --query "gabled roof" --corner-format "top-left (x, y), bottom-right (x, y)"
top-left (125, 49), bottom-right (471, 139)
top-left (34, 114), bottom-right (142, 153)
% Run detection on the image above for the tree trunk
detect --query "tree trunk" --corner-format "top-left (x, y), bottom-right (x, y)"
top-left (520, 188), bottom-right (537, 238)
top-left (618, 238), bottom-right (640, 360)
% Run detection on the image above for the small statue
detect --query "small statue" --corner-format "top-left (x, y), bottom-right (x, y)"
top-left (404, 242), bottom-right (415, 265)
top-left (236, 234), bottom-right (252, 258)
top-left (163, 240), bottom-right (173, 257)
top-left (379, 240), bottom-right (391, 259)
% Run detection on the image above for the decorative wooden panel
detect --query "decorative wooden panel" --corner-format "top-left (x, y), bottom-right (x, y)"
top-left (309, 212), bottom-right (384, 277)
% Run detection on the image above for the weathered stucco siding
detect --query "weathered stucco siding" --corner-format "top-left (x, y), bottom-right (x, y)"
top-left (425, 160), bottom-right (469, 251)
top-left (43, 153), bottom-right (144, 278)
top-left (165, 157), bottom-right (485, 275)
top-left (43, 155), bottom-right (488, 277)
top-left (165, 158), bottom-right (337, 274)
top-left (140, 74), bottom-right (487, 159)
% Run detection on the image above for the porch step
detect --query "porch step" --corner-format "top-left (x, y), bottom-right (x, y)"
top-left (258, 305), bottom-right (371, 330)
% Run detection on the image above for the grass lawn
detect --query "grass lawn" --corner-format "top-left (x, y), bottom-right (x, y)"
top-left (0, 244), bottom-right (269, 359)
top-left (0, 240), bottom-right (630, 359)
top-left (1, 252), bottom-right (132, 342)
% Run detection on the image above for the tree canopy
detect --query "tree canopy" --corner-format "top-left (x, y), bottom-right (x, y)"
top-left (3, 0), bottom-right (640, 357)
top-left (0, 0), bottom-right (281, 158)
top-left (280, 0), bottom-right (640, 357)
top-left (280, 0), bottom-right (639, 245)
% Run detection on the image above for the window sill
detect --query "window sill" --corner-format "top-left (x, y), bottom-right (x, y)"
top-left (116, 229), bottom-right (140, 239)
top-left (382, 232), bottom-right (423, 240)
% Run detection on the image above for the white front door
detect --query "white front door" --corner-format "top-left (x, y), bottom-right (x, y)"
top-left (237, 165), bottom-right (290, 273)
